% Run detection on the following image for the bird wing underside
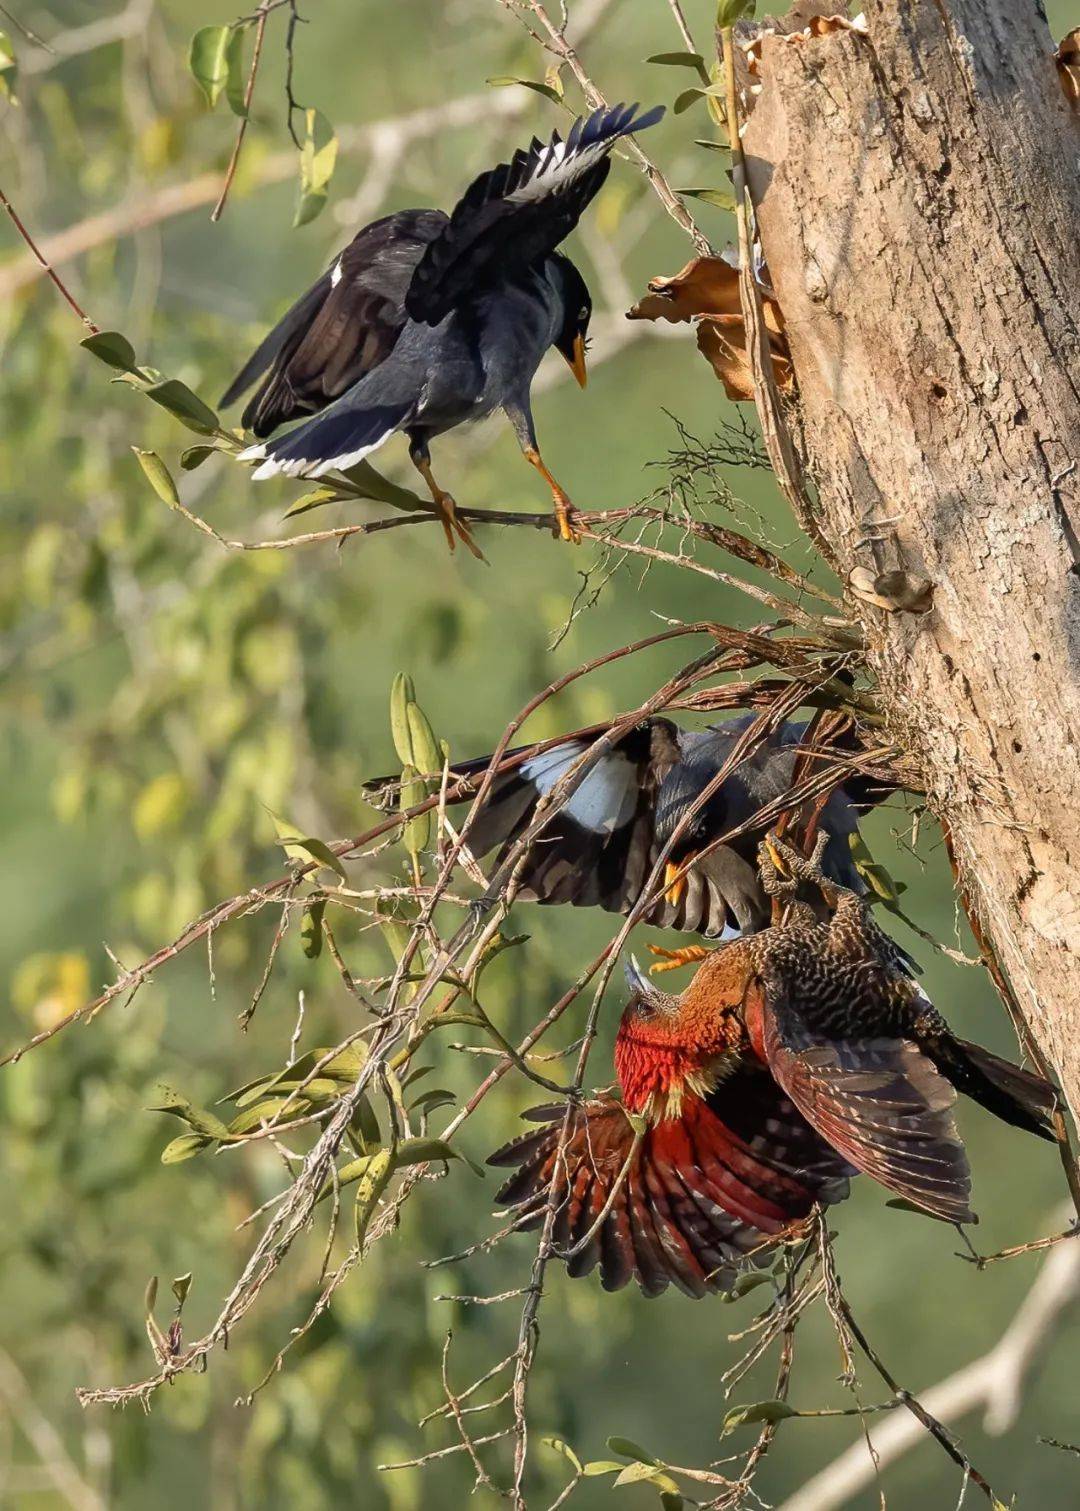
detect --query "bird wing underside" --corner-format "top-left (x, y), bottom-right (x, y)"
top-left (405, 103), bottom-right (664, 325)
top-left (757, 989), bottom-right (975, 1225)
top-left (221, 209), bottom-right (448, 437)
top-left (488, 1085), bottom-right (834, 1299)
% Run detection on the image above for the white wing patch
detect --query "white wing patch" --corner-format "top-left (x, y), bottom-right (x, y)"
top-left (507, 138), bottom-right (610, 206)
top-left (244, 431), bottom-right (393, 481)
top-left (330, 257), bottom-right (344, 289)
top-left (521, 744), bottom-right (638, 835)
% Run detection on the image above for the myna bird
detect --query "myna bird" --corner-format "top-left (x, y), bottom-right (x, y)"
top-left (370, 713), bottom-right (880, 941)
top-left (489, 834), bottom-right (1057, 1298)
top-left (221, 102), bottom-right (665, 553)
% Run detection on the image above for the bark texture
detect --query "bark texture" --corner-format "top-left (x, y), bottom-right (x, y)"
top-left (742, 1), bottom-right (1080, 1111)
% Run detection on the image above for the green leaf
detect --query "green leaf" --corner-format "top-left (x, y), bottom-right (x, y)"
top-left (145, 1276), bottom-right (159, 1315)
top-left (224, 27), bottom-right (248, 116)
top-left (674, 82), bottom-right (728, 114)
top-left (171, 1273), bottom-right (192, 1308)
top-left (265, 808), bottom-right (347, 880)
top-left (131, 448), bottom-right (180, 509)
top-left (283, 486), bottom-right (339, 519)
top-left (301, 897), bottom-right (326, 958)
top-left (188, 25), bottom-right (231, 109)
top-left (647, 50), bottom-right (706, 69)
top-left (349, 1093), bottom-right (381, 1152)
top-left (485, 75), bottom-right (563, 104)
top-left (676, 186), bottom-right (737, 211)
top-left (613, 1463), bottom-right (680, 1492)
top-left (340, 459), bottom-right (427, 509)
top-left (395, 1136), bottom-right (484, 1177)
top-left (0, 31), bottom-right (17, 104)
top-left (400, 765), bottom-right (430, 857)
top-left (227, 1097), bottom-right (295, 1135)
top-left (582, 1461), bottom-right (624, 1476)
top-left (606, 1437), bottom-right (659, 1465)
top-left (406, 703), bottom-right (441, 778)
top-left (721, 1399), bottom-right (797, 1436)
top-left (161, 1132), bottom-right (213, 1164)
top-left (409, 1089), bottom-right (455, 1116)
top-left (294, 108), bottom-right (338, 228)
top-left (144, 379), bottom-right (221, 435)
top-left (390, 673), bottom-right (416, 765)
top-left (542, 1437), bottom-right (583, 1474)
top-left (149, 1085), bottom-right (231, 1141)
top-left (180, 444), bottom-right (218, 471)
top-left (354, 1148), bottom-right (393, 1246)
top-left (80, 330), bottom-right (139, 373)
top-left (646, 50), bottom-right (709, 81)
top-left (380, 916), bottom-right (412, 964)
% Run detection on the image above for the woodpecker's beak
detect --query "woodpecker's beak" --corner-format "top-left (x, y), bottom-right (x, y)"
top-left (623, 955), bottom-right (680, 1016)
top-left (624, 955), bottom-right (652, 997)
top-left (566, 331), bottom-right (588, 389)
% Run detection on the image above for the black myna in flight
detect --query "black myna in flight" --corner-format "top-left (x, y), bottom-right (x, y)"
top-left (221, 102), bottom-right (665, 554)
top-left (369, 714), bottom-right (885, 943)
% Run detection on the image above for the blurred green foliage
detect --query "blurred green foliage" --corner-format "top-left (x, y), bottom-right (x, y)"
top-left (1, 1), bottom-right (1077, 1507)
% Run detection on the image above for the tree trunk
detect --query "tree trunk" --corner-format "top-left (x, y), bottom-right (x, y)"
top-left (741, 1), bottom-right (1080, 1114)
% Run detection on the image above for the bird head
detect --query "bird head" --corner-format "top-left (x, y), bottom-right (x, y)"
top-left (548, 254), bottom-right (592, 388)
top-left (614, 950), bottom-right (754, 1119)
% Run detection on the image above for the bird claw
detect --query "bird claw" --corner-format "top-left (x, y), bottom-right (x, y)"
top-left (553, 497), bottom-right (583, 545)
top-left (646, 943), bottom-right (711, 975)
top-left (758, 831), bottom-right (832, 900)
top-left (436, 493), bottom-right (487, 563)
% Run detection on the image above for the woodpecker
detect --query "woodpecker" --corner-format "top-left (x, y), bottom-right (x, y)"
top-left (490, 834), bottom-right (1057, 1298)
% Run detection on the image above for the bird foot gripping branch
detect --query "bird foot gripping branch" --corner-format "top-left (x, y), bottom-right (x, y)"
top-left (221, 104), bottom-right (665, 554)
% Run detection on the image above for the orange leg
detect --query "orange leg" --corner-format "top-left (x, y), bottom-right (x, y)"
top-left (663, 851), bottom-right (699, 908)
top-left (646, 943), bottom-right (711, 975)
top-left (411, 454), bottom-right (486, 562)
top-left (522, 446), bottom-right (582, 544)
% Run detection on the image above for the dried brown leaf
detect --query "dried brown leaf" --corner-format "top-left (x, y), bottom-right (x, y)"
top-left (627, 256), bottom-right (791, 401)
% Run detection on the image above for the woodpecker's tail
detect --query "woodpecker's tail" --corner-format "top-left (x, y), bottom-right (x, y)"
top-left (948, 1039), bottom-right (1059, 1141)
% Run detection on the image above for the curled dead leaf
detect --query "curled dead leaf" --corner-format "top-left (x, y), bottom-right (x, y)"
top-left (1056, 29), bottom-right (1079, 107)
top-left (627, 255), bottom-right (792, 402)
top-left (744, 11), bottom-right (869, 79)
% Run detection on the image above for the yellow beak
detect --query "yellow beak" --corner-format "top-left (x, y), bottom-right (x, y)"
top-left (566, 331), bottom-right (588, 389)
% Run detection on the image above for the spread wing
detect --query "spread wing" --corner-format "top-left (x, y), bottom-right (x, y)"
top-left (751, 980), bottom-right (975, 1224)
top-left (405, 103), bottom-right (664, 325)
top-left (489, 1074), bottom-right (850, 1298)
top-left (221, 209), bottom-right (448, 437)
top-left (366, 716), bottom-right (882, 939)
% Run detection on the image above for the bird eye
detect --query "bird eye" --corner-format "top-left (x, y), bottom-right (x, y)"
top-left (578, 305), bottom-right (589, 321)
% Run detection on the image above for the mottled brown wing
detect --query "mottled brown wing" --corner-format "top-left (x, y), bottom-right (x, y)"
top-left (221, 209), bottom-right (448, 438)
top-left (754, 984), bottom-right (975, 1224)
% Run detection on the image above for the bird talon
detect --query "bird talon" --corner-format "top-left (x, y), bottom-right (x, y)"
top-left (663, 858), bottom-right (691, 907)
top-left (554, 499), bottom-right (582, 545)
top-left (646, 943), bottom-right (711, 975)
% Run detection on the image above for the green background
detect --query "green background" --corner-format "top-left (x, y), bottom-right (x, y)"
top-left (2, 1), bottom-right (1077, 1506)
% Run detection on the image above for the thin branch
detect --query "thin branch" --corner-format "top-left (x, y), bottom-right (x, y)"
top-left (211, 8), bottom-right (269, 222)
top-left (0, 186), bottom-right (99, 331)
